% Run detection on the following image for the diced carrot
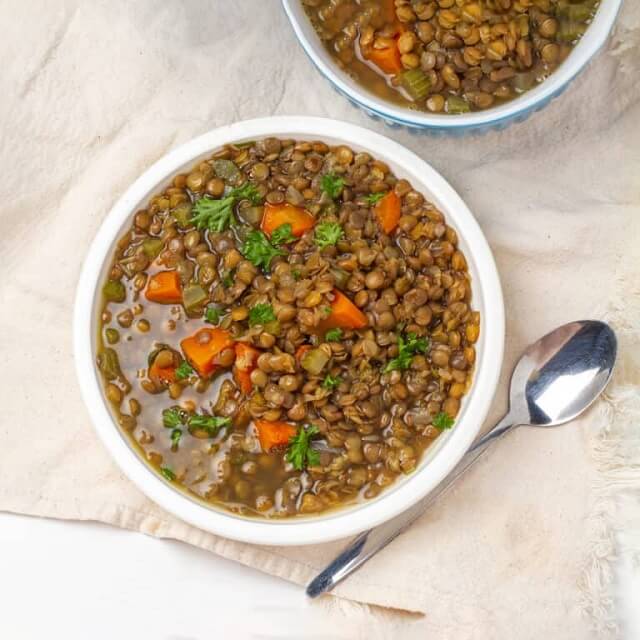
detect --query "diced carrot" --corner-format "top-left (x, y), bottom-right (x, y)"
top-left (295, 344), bottom-right (312, 363)
top-left (145, 271), bottom-right (182, 304)
top-left (261, 202), bottom-right (316, 238)
top-left (233, 343), bottom-right (261, 394)
top-left (180, 328), bottom-right (234, 378)
top-left (321, 290), bottom-right (368, 330)
top-left (148, 359), bottom-right (176, 385)
top-left (255, 420), bottom-right (298, 452)
top-left (365, 43), bottom-right (403, 75)
top-left (375, 191), bottom-right (401, 234)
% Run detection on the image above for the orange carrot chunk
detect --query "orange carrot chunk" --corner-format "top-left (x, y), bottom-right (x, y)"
top-left (145, 271), bottom-right (182, 304)
top-left (365, 43), bottom-right (403, 75)
top-left (375, 191), bottom-right (401, 234)
top-left (180, 328), bottom-right (234, 378)
top-left (261, 202), bottom-right (316, 238)
top-left (323, 290), bottom-right (368, 330)
top-left (233, 343), bottom-right (261, 394)
top-left (255, 420), bottom-right (298, 452)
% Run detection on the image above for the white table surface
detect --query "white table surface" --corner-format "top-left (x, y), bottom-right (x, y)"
top-left (0, 512), bottom-right (638, 639)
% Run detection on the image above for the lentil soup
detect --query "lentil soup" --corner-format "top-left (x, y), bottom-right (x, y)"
top-left (302, 0), bottom-right (600, 114)
top-left (97, 137), bottom-right (479, 518)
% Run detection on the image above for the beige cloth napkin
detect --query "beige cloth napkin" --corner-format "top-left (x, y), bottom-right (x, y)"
top-left (1, 1), bottom-right (639, 638)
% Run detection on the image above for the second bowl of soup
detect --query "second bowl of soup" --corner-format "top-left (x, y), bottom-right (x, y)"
top-left (283, 0), bottom-right (622, 132)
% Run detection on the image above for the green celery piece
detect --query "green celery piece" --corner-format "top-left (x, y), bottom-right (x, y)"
top-left (400, 69), bottom-right (431, 101)
top-left (446, 96), bottom-right (471, 114)
top-left (103, 280), bottom-right (126, 303)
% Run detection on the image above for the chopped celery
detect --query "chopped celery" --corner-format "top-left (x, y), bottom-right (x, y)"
top-left (446, 96), bottom-right (471, 114)
top-left (182, 283), bottom-right (208, 314)
top-left (171, 202), bottom-right (193, 228)
top-left (400, 69), bottom-right (431, 102)
top-left (263, 319), bottom-right (281, 336)
top-left (103, 279), bottom-right (126, 303)
top-left (213, 159), bottom-right (241, 182)
top-left (142, 237), bottom-right (163, 259)
top-left (301, 347), bottom-right (330, 375)
top-left (97, 348), bottom-right (121, 380)
top-left (557, 19), bottom-right (587, 42)
top-left (556, 1), bottom-right (596, 21)
top-left (512, 71), bottom-right (537, 92)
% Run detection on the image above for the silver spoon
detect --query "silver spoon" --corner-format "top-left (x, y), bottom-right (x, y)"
top-left (306, 320), bottom-right (617, 598)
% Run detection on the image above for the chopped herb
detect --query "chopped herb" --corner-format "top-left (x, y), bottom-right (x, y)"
top-left (322, 306), bottom-right (332, 317)
top-left (325, 328), bottom-right (343, 342)
top-left (160, 467), bottom-right (176, 481)
top-left (322, 374), bottom-right (342, 390)
top-left (205, 306), bottom-right (222, 325)
top-left (365, 192), bottom-right (387, 206)
top-left (314, 221), bottom-right (344, 249)
top-left (170, 428), bottom-right (182, 448)
top-left (433, 412), bottom-right (455, 430)
top-left (241, 230), bottom-right (285, 272)
top-left (286, 425), bottom-right (321, 471)
top-left (292, 269), bottom-right (302, 281)
top-left (162, 408), bottom-right (182, 429)
top-left (175, 360), bottom-right (194, 380)
top-left (249, 303), bottom-right (276, 327)
top-left (321, 173), bottom-right (344, 199)
top-left (191, 183), bottom-right (262, 233)
top-left (383, 333), bottom-right (429, 373)
top-left (187, 414), bottom-right (231, 436)
top-left (222, 271), bottom-right (234, 288)
top-left (270, 223), bottom-right (295, 246)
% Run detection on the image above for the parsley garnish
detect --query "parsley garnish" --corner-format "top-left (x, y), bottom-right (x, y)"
top-left (248, 303), bottom-right (276, 327)
top-left (191, 183), bottom-right (262, 233)
top-left (162, 408), bottom-right (182, 429)
top-left (292, 269), bottom-right (302, 280)
top-left (321, 173), bottom-right (344, 199)
top-left (433, 412), bottom-right (455, 430)
top-left (241, 230), bottom-right (285, 272)
top-left (170, 428), bottom-right (182, 448)
top-left (271, 223), bottom-right (296, 246)
top-left (188, 414), bottom-right (231, 436)
top-left (163, 407), bottom-right (230, 437)
top-left (285, 425), bottom-right (321, 471)
top-left (175, 361), bottom-right (194, 380)
top-left (205, 305), bottom-right (222, 325)
top-left (322, 374), bottom-right (342, 390)
top-left (160, 467), bottom-right (176, 481)
top-left (383, 333), bottom-right (429, 373)
top-left (365, 192), bottom-right (387, 206)
top-left (315, 221), bottom-right (344, 249)
top-left (325, 328), bottom-right (343, 342)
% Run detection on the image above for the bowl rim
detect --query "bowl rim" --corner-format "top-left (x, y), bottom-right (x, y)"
top-left (74, 116), bottom-right (505, 545)
top-left (281, 0), bottom-right (623, 130)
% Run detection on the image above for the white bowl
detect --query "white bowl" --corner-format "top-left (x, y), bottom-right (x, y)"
top-left (74, 117), bottom-right (505, 545)
top-left (282, 0), bottom-right (623, 133)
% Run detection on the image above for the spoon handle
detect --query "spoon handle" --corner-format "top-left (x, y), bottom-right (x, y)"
top-left (306, 413), bottom-right (516, 598)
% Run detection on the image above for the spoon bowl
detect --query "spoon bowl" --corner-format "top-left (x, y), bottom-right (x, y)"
top-left (509, 320), bottom-right (617, 428)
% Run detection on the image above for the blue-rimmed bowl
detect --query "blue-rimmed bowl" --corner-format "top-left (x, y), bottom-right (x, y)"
top-left (282, 0), bottom-right (622, 133)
